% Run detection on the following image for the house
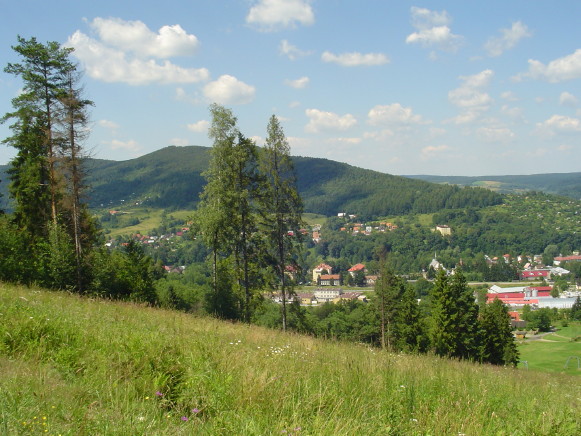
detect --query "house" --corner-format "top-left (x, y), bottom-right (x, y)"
top-left (520, 269), bottom-right (551, 280)
top-left (333, 292), bottom-right (367, 304)
top-left (313, 287), bottom-right (343, 302)
top-left (348, 263), bottom-right (366, 277)
top-left (318, 274), bottom-right (341, 286)
top-left (553, 255), bottom-right (581, 265)
top-left (435, 225), bottom-right (452, 236)
top-left (365, 275), bottom-right (378, 286)
top-left (312, 263), bottom-right (333, 282)
top-left (295, 293), bottom-right (318, 306)
top-left (312, 231), bottom-right (321, 243)
top-left (285, 265), bottom-right (299, 282)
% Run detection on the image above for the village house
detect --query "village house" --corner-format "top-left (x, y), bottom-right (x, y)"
top-left (435, 224), bottom-right (452, 236)
top-left (294, 293), bottom-right (318, 306)
top-left (333, 291), bottom-right (367, 304)
top-left (318, 274), bottom-right (341, 286)
top-left (348, 263), bottom-right (366, 277)
top-left (313, 287), bottom-right (343, 302)
top-left (312, 263), bottom-right (333, 282)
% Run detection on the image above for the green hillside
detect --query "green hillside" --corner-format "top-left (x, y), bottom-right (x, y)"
top-left (407, 173), bottom-right (581, 200)
top-left (1, 282), bottom-right (580, 435)
top-left (83, 146), bottom-right (504, 217)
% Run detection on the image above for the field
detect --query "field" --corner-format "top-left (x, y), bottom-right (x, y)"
top-left (518, 324), bottom-right (581, 375)
top-left (1, 283), bottom-right (580, 435)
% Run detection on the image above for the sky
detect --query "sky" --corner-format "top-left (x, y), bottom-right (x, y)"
top-left (1, 0), bottom-right (580, 176)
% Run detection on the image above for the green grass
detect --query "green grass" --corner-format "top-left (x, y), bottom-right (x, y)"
top-left (100, 208), bottom-right (194, 237)
top-left (1, 283), bottom-right (580, 435)
top-left (518, 323), bottom-right (581, 375)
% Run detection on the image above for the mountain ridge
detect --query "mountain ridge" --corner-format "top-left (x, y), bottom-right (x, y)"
top-left (2, 145), bottom-right (580, 215)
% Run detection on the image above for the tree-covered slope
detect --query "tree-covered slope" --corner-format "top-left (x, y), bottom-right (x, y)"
top-left (407, 173), bottom-right (581, 200)
top-left (81, 146), bottom-right (503, 216)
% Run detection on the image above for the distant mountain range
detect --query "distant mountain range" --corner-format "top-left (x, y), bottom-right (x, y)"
top-left (1, 145), bottom-right (579, 216)
top-left (406, 173), bottom-right (581, 200)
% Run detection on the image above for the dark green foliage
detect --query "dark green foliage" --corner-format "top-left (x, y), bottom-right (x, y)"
top-left (525, 308), bottom-right (553, 332)
top-left (429, 269), bottom-right (480, 360)
top-left (571, 296), bottom-right (581, 321)
top-left (479, 299), bottom-right (519, 366)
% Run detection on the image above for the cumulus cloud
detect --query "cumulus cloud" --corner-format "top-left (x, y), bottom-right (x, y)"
top-left (421, 144), bottom-right (450, 159)
top-left (305, 109), bottom-right (357, 133)
top-left (98, 119), bottom-right (120, 130)
top-left (187, 120), bottom-right (210, 132)
top-left (536, 114), bottom-right (581, 136)
top-left (285, 76), bottom-right (309, 89)
top-left (367, 103), bottom-right (424, 125)
top-left (560, 91), bottom-right (578, 107)
top-left (406, 6), bottom-right (463, 52)
top-left (109, 139), bottom-right (141, 152)
top-left (89, 17), bottom-right (200, 58)
top-left (476, 126), bottom-right (516, 142)
top-left (326, 137), bottom-right (362, 145)
top-left (321, 51), bottom-right (389, 67)
top-left (279, 40), bottom-right (312, 60)
top-left (247, 0), bottom-right (314, 31)
top-left (447, 70), bottom-right (494, 124)
top-left (67, 28), bottom-right (209, 85)
top-left (515, 49), bottom-right (581, 82)
top-left (203, 75), bottom-right (255, 105)
top-left (484, 21), bottom-right (531, 57)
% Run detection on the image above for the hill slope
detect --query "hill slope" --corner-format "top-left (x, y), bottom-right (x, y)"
top-left (407, 173), bottom-right (581, 200)
top-left (84, 146), bottom-right (502, 217)
top-left (1, 282), bottom-right (580, 435)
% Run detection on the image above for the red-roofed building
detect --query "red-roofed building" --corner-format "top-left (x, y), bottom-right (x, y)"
top-left (348, 263), bottom-right (366, 277)
top-left (312, 263), bottom-right (333, 282)
top-left (520, 270), bottom-right (550, 280)
top-left (553, 255), bottom-right (581, 265)
top-left (319, 274), bottom-right (341, 286)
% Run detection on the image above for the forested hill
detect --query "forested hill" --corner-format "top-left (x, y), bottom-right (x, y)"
top-left (2, 145), bottom-right (503, 217)
top-left (407, 173), bottom-right (581, 200)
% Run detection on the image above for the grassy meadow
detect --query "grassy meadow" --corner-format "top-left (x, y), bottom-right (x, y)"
top-left (518, 324), bottom-right (581, 375)
top-left (1, 282), bottom-right (580, 435)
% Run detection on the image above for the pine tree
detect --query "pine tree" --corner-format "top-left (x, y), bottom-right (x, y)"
top-left (479, 298), bottom-right (519, 366)
top-left (430, 268), bottom-right (480, 360)
top-left (374, 263), bottom-right (404, 350)
top-left (259, 115), bottom-right (304, 331)
top-left (3, 36), bottom-right (75, 228)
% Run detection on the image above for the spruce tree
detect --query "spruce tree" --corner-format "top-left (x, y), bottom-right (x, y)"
top-left (479, 298), bottom-right (519, 366)
top-left (430, 268), bottom-right (480, 360)
top-left (259, 115), bottom-right (304, 331)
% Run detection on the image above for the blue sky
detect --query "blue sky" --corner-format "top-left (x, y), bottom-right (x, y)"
top-left (1, 0), bottom-right (580, 176)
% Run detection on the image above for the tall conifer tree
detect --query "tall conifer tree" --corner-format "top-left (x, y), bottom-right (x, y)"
top-left (260, 115), bottom-right (303, 331)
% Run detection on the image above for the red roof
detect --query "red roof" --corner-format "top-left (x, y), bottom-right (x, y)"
top-left (529, 286), bottom-right (552, 291)
top-left (487, 293), bottom-right (524, 300)
top-left (348, 263), bottom-right (366, 272)
top-left (320, 274), bottom-right (340, 280)
top-left (554, 255), bottom-right (581, 262)
top-left (520, 270), bottom-right (549, 278)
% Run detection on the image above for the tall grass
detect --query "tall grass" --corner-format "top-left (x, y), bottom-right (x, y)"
top-left (1, 282), bottom-right (579, 435)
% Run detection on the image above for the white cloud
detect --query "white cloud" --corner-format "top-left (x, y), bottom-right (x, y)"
top-left (484, 21), bottom-right (531, 57)
top-left (279, 40), bottom-right (312, 60)
top-left (406, 7), bottom-right (462, 52)
top-left (109, 139), bottom-right (141, 152)
top-left (536, 114), bottom-right (581, 136)
top-left (203, 75), bottom-right (256, 105)
top-left (560, 92), bottom-right (578, 107)
top-left (448, 70), bottom-right (494, 124)
top-left (285, 76), bottom-right (309, 89)
top-left (500, 91), bottom-right (519, 101)
top-left (326, 137), bottom-right (362, 145)
top-left (516, 49), bottom-right (581, 82)
top-left (421, 144), bottom-right (450, 159)
top-left (171, 138), bottom-right (189, 146)
top-left (367, 103), bottom-right (424, 125)
top-left (321, 51), bottom-right (389, 67)
top-left (247, 0), bottom-right (314, 31)
top-left (89, 17), bottom-right (200, 58)
top-left (98, 119), bottom-right (120, 130)
top-left (187, 120), bottom-right (210, 132)
top-left (363, 129), bottom-right (395, 142)
top-left (476, 126), bottom-right (515, 142)
top-left (305, 109), bottom-right (357, 133)
top-left (67, 31), bottom-right (209, 85)
top-left (501, 105), bottom-right (525, 121)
